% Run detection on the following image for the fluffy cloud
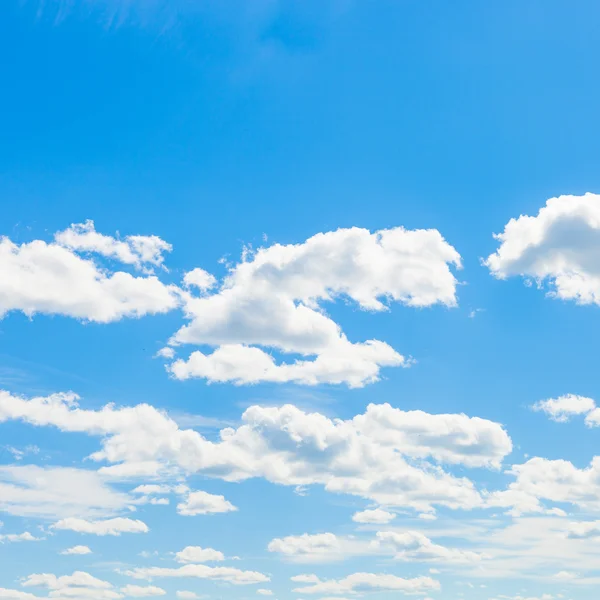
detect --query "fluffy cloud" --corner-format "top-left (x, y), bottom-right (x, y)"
top-left (291, 572), bottom-right (440, 595)
top-left (165, 226), bottom-right (461, 386)
top-left (120, 586), bottom-right (165, 597)
top-left (175, 546), bottom-right (225, 563)
top-left (268, 533), bottom-right (346, 561)
top-left (0, 224), bottom-right (179, 323)
top-left (372, 531), bottom-right (484, 563)
top-left (0, 465), bottom-right (132, 519)
top-left (61, 546), bottom-right (92, 555)
top-left (0, 590), bottom-right (40, 599)
top-left (22, 571), bottom-right (112, 590)
top-left (485, 193), bottom-right (600, 305)
top-left (487, 457), bottom-right (600, 515)
top-left (256, 591), bottom-right (273, 596)
top-left (0, 390), bottom-right (512, 513)
top-left (53, 518), bottom-right (148, 536)
top-left (125, 564), bottom-right (269, 585)
top-left (175, 593), bottom-right (200, 599)
top-left (352, 508), bottom-right (395, 524)
top-left (0, 531), bottom-right (41, 543)
top-left (567, 520), bottom-right (600, 539)
top-left (532, 394), bottom-right (600, 426)
top-left (176, 491), bottom-right (237, 516)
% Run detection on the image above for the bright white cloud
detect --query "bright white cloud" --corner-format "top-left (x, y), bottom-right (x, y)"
top-left (0, 225), bottom-right (179, 323)
top-left (53, 517), bottom-right (148, 536)
top-left (22, 571), bottom-right (112, 590)
top-left (485, 193), bottom-right (600, 305)
top-left (291, 572), bottom-right (440, 595)
top-left (0, 390), bottom-right (512, 513)
top-left (175, 546), bottom-right (225, 563)
top-left (0, 590), bottom-right (40, 600)
top-left (125, 564), bottom-right (269, 585)
top-left (175, 593), bottom-right (200, 599)
top-left (532, 394), bottom-right (597, 423)
top-left (0, 465), bottom-right (132, 519)
top-left (567, 520), bottom-right (600, 539)
top-left (176, 491), bottom-right (237, 516)
top-left (372, 531), bottom-right (484, 564)
top-left (352, 508), bottom-right (395, 524)
top-left (120, 585), bottom-right (165, 598)
top-left (268, 533), bottom-right (345, 561)
top-left (54, 220), bottom-right (172, 272)
top-left (0, 531), bottom-right (41, 543)
top-left (165, 226), bottom-right (461, 386)
top-left (61, 546), bottom-right (92, 555)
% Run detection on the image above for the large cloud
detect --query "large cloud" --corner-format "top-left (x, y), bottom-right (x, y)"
top-left (165, 226), bottom-right (461, 386)
top-left (485, 193), bottom-right (600, 305)
top-left (0, 390), bottom-right (512, 513)
top-left (0, 222), bottom-right (179, 323)
top-left (125, 565), bottom-right (269, 585)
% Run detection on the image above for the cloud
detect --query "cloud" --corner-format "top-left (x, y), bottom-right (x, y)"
top-left (165, 226), bottom-right (461, 386)
top-left (487, 456), bottom-right (600, 515)
top-left (120, 586), bottom-right (165, 598)
top-left (0, 465), bottom-right (132, 519)
top-left (54, 220), bottom-right (172, 272)
top-left (175, 593), bottom-right (200, 599)
top-left (22, 571), bottom-right (113, 590)
top-left (0, 590), bottom-right (40, 600)
top-left (291, 572), bottom-right (440, 595)
top-left (268, 533), bottom-right (349, 562)
top-left (53, 518), bottom-right (149, 536)
top-left (176, 491), bottom-right (237, 516)
top-left (125, 564), bottom-right (269, 585)
top-left (0, 531), bottom-right (41, 543)
top-left (61, 546), bottom-right (92, 555)
top-left (256, 591), bottom-right (273, 596)
top-left (352, 508), bottom-right (395, 524)
top-left (0, 390), bottom-right (512, 513)
top-left (532, 394), bottom-right (600, 426)
top-left (372, 531), bottom-right (484, 564)
top-left (566, 520), bottom-right (600, 539)
top-left (0, 223), bottom-right (179, 323)
top-left (175, 546), bottom-right (225, 563)
top-left (485, 192), bottom-right (600, 305)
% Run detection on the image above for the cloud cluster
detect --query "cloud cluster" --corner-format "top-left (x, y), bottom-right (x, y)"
top-left (0, 390), bottom-right (512, 513)
top-left (167, 226), bottom-right (461, 386)
top-left (485, 193), bottom-right (600, 305)
top-left (532, 394), bottom-right (600, 426)
top-left (52, 518), bottom-right (149, 536)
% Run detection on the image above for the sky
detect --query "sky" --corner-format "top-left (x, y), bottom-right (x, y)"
top-left (3, 1), bottom-right (600, 599)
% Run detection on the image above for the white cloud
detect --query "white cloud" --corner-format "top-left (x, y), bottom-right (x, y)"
top-left (176, 491), bottom-right (237, 516)
top-left (53, 517), bottom-right (148, 536)
top-left (0, 532), bottom-right (41, 543)
top-left (0, 590), bottom-right (40, 600)
top-left (61, 546), bottom-right (93, 555)
top-left (268, 533), bottom-right (347, 562)
top-left (0, 225), bottom-right (179, 323)
top-left (0, 465), bottom-right (132, 519)
top-left (0, 390), bottom-right (512, 513)
top-left (487, 456), bottom-right (600, 515)
top-left (22, 571), bottom-right (113, 590)
top-left (485, 192), bottom-right (600, 305)
top-left (120, 586), bottom-right (165, 597)
top-left (372, 531), bottom-right (484, 564)
top-left (54, 220), bottom-right (172, 272)
top-left (125, 564), bottom-right (269, 585)
top-left (352, 508), bottom-right (395, 524)
top-left (256, 591), bottom-right (273, 596)
top-left (175, 593), bottom-right (200, 599)
top-left (532, 394), bottom-right (597, 423)
top-left (175, 546), bottom-right (225, 563)
top-left (291, 572), bottom-right (440, 595)
top-left (165, 226), bottom-right (461, 386)
top-left (567, 520), bottom-right (600, 539)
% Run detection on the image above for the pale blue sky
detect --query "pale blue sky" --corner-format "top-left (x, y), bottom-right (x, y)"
top-left (1, 2), bottom-right (600, 600)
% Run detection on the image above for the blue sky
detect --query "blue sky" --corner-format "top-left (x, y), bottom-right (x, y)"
top-left (2, 1), bottom-right (600, 599)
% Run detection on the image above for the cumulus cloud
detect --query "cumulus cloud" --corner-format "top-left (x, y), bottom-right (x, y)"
top-left (0, 532), bottom-right (41, 543)
top-left (291, 572), bottom-right (440, 595)
top-left (268, 533), bottom-right (348, 562)
top-left (120, 586), bottom-right (165, 597)
top-left (52, 517), bottom-right (149, 536)
top-left (487, 456), bottom-right (600, 515)
top-left (125, 564), bottom-right (269, 585)
top-left (176, 491), bottom-right (237, 516)
top-left (22, 571), bottom-right (113, 590)
top-left (0, 464), bottom-right (132, 519)
top-left (175, 593), bottom-right (200, 599)
top-left (0, 590), bottom-right (40, 599)
top-left (372, 531), bottom-right (484, 564)
top-left (61, 546), bottom-right (92, 555)
top-left (0, 224), bottom-right (179, 323)
top-left (0, 390), bottom-right (512, 513)
top-left (175, 546), bottom-right (225, 563)
top-left (165, 226), bottom-right (461, 386)
top-left (485, 193), bottom-right (600, 305)
top-left (532, 394), bottom-right (600, 426)
top-left (352, 508), bottom-right (396, 524)
top-left (567, 520), bottom-right (600, 539)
